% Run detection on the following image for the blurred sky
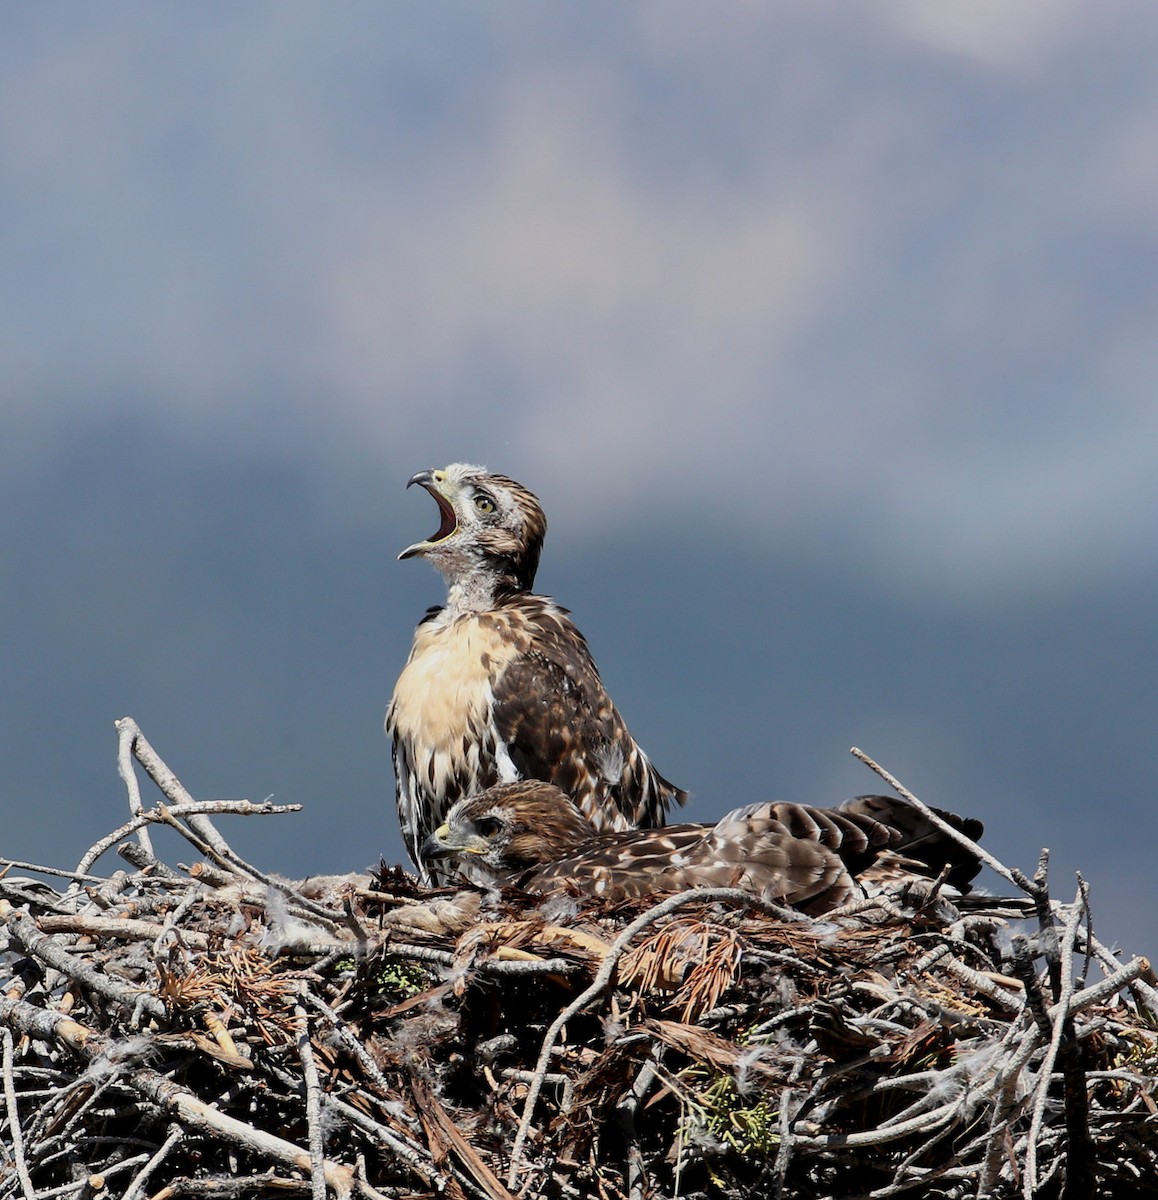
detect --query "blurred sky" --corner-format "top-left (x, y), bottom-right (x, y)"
top-left (2, 5), bottom-right (1157, 952)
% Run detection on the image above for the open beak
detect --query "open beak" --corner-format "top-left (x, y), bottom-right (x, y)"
top-left (399, 469), bottom-right (459, 560)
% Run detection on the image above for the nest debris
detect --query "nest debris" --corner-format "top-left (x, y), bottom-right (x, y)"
top-left (1, 719), bottom-right (1156, 1200)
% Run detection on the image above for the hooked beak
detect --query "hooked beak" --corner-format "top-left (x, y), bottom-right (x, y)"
top-left (399, 469), bottom-right (458, 561)
top-left (422, 822), bottom-right (490, 861)
top-left (422, 823), bottom-right (453, 861)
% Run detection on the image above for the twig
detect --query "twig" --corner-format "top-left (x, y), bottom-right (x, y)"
top-left (295, 999), bottom-right (328, 1200)
top-left (1076, 930), bottom-right (1158, 1021)
top-left (35, 913), bottom-right (210, 950)
top-left (1066, 956), bottom-right (1153, 1014)
top-left (324, 1095), bottom-right (441, 1190)
top-left (120, 1123), bottom-right (184, 1200)
top-left (114, 722), bottom-right (344, 930)
top-left (72, 799), bottom-right (301, 882)
top-left (933, 955), bottom-right (1023, 1015)
top-left (1075, 872), bottom-right (1094, 991)
top-left (0, 860), bottom-right (113, 884)
top-left (127, 1065), bottom-right (357, 1197)
top-left (3, 1025), bottom-right (37, 1200)
top-left (116, 716), bottom-right (154, 859)
top-left (115, 839), bottom-right (188, 881)
top-left (773, 1085), bottom-right (798, 1198)
top-left (299, 992), bottom-right (403, 1101)
top-left (1027, 849), bottom-right (1062, 1001)
top-left (41, 1154), bottom-right (153, 1198)
top-left (0, 992), bottom-right (95, 1052)
top-left (2, 904), bottom-right (168, 1022)
top-left (1024, 891), bottom-right (1086, 1199)
top-left (616, 1055), bottom-right (658, 1200)
top-left (151, 1174), bottom-right (313, 1200)
top-left (1009, 934), bottom-right (1053, 1040)
top-left (849, 747), bottom-right (1025, 892)
top-left (794, 1097), bottom-right (960, 1149)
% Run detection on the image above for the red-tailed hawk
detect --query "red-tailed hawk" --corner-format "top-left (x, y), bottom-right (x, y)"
top-left (387, 464), bottom-right (686, 883)
top-left (423, 780), bottom-right (985, 915)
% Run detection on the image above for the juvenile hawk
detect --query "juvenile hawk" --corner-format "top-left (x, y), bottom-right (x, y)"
top-left (387, 464), bottom-right (686, 883)
top-left (424, 780), bottom-right (985, 915)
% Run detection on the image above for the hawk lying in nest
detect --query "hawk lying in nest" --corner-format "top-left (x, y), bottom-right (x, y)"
top-left (423, 779), bottom-right (986, 915)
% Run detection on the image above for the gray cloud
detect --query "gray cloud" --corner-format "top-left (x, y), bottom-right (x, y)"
top-left (5, 6), bottom-right (1157, 597)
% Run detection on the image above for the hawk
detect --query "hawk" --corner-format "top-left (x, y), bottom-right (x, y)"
top-left (423, 780), bottom-right (985, 915)
top-left (386, 464), bottom-right (686, 883)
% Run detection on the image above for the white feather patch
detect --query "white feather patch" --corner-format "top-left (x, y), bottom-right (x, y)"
top-left (494, 741), bottom-right (520, 783)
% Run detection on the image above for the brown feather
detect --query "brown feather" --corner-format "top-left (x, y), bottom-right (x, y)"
top-left (431, 781), bottom-right (984, 916)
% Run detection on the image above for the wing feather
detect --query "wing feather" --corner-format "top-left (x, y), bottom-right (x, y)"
top-left (490, 596), bottom-right (686, 832)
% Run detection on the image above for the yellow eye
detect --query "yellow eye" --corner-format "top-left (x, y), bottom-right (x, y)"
top-left (474, 494), bottom-right (496, 514)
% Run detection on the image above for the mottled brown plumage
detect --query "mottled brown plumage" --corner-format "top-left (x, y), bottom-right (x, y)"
top-left (425, 781), bottom-right (985, 915)
top-left (387, 464), bottom-right (686, 883)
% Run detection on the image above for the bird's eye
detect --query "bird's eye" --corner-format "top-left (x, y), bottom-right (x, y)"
top-left (475, 816), bottom-right (501, 838)
top-left (473, 493), bottom-right (496, 514)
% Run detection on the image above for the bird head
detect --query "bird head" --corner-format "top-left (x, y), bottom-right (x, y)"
top-left (399, 463), bottom-right (546, 597)
top-left (422, 781), bottom-right (596, 879)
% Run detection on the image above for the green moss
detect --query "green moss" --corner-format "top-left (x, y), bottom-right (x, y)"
top-left (678, 1067), bottom-right (781, 1159)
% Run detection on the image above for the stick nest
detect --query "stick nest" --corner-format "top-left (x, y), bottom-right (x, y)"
top-left (1, 719), bottom-right (1156, 1200)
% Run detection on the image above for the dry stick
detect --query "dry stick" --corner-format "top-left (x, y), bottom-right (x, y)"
top-left (39, 1154), bottom-right (153, 1200)
top-left (299, 993), bottom-right (401, 1103)
top-left (2, 904), bottom-right (168, 1023)
top-left (115, 717), bottom-right (216, 840)
top-left (1078, 930), bottom-right (1158, 1021)
top-left (1066, 955), bottom-right (1152, 1014)
top-left (1024, 898), bottom-right (1085, 1197)
top-left (152, 805), bottom-right (345, 927)
top-left (772, 1085), bottom-right (799, 1199)
top-left (979, 954), bottom-right (1155, 1195)
top-left (116, 716), bottom-right (154, 859)
top-left (36, 913), bottom-right (210, 950)
top-left (113, 718), bottom-right (338, 923)
top-left (324, 1096), bottom-right (442, 1191)
top-left (0, 859), bottom-right (112, 885)
top-left (116, 840), bottom-right (188, 882)
top-left (849, 747), bottom-right (1027, 893)
top-left (294, 999), bottom-right (328, 1200)
top-left (506, 886), bottom-right (793, 1190)
top-left (120, 1123), bottom-right (185, 1200)
top-left (1075, 872), bottom-right (1094, 991)
top-left (153, 1173), bottom-right (313, 1200)
top-left (303, 994), bottom-right (466, 1188)
top-left (2, 1025), bottom-right (37, 1200)
top-left (1022, 849), bottom-right (1064, 1008)
top-left (937, 955), bottom-right (1023, 1015)
top-left (32, 1070), bottom-right (128, 1167)
top-left (795, 1096), bottom-right (960, 1150)
top-left (0, 993), bottom-right (94, 1053)
top-left (128, 1064), bottom-right (358, 1198)
top-left (1010, 935), bottom-right (1054, 1040)
top-left (72, 799), bottom-right (300, 882)
top-left (1025, 893), bottom-right (1094, 1200)
top-left (87, 868), bottom-right (133, 911)
top-left (616, 1055), bottom-right (658, 1200)
top-left (807, 946), bottom-right (1146, 1162)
